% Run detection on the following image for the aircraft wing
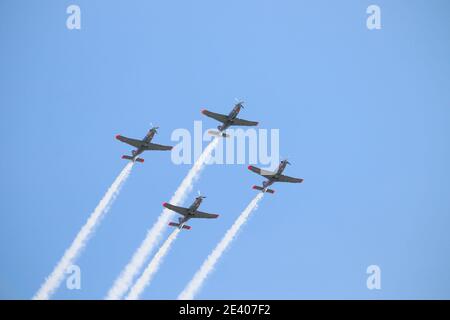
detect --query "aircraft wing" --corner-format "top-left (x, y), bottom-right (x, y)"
top-left (144, 143), bottom-right (173, 151)
top-left (277, 174), bottom-right (304, 183)
top-left (232, 118), bottom-right (259, 126)
top-left (116, 135), bottom-right (143, 148)
top-left (163, 203), bottom-right (189, 216)
top-left (202, 110), bottom-right (228, 123)
top-left (248, 165), bottom-right (277, 178)
top-left (191, 211), bottom-right (219, 219)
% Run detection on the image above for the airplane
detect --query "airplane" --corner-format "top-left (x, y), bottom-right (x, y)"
top-left (115, 126), bottom-right (173, 163)
top-left (248, 159), bottom-right (304, 194)
top-left (201, 100), bottom-right (259, 137)
top-left (163, 195), bottom-right (219, 230)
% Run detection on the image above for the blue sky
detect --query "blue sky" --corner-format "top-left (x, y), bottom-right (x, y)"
top-left (1, 0), bottom-right (450, 299)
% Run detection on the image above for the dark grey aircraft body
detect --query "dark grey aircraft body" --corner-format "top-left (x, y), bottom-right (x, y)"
top-left (248, 160), bottom-right (304, 194)
top-left (201, 101), bottom-right (259, 137)
top-left (115, 127), bottom-right (173, 163)
top-left (163, 196), bottom-right (219, 230)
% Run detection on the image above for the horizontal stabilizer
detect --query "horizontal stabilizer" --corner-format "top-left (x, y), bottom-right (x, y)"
top-left (208, 130), bottom-right (229, 138)
top-left (168, 222), bottom-right (191, 230)
top-left (252, 185), bottom-right (275, 194)
top-left (121, 155), bottom-right (133, 160)
top-left (121, 155), bottom-right (144, 163)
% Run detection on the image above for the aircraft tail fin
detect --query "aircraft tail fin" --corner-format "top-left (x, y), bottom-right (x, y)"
top-left (121, 155), bottom-right (144, 163)
top-left (252, 185), bottom-right (275, 194)
top-left (207, 130), bottom-right (229, 138)
top-left (168, 222), bottom-right (191, 230)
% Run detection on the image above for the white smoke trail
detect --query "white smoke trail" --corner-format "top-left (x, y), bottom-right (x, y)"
top-left (178, 192), bottom-right (264, 300)
top-left (33, 162), bottom-right (134, 300)
top-left (125, 228), bottom-right (181, 300)
top-left (106, 138), bottom-right (219, 299)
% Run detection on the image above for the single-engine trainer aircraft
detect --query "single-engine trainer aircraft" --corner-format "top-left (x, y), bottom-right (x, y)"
top-left (163, 195), bottom-right (219, 230)
top-left (248, 159), bottom-right (304, 194)
top-left (201, 100), bottom-right (259, 137)
top-left (115, 126), bottom-right (173, 163)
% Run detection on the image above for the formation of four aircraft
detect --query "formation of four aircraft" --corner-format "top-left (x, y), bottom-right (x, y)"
top-left (116, 102), bottom-right (304, 230)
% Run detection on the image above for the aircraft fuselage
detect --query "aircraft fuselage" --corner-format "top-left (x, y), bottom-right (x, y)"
top-left (262, 161), bottom-right (289, 187)
top-left (217, 104), bottom-right (243, 132)
top-left (130, 129), bottom-right (157, 159)
top-left (187, 197), bottom-right (204, 214)
top-left (177, 196), bottom-right (204, 228)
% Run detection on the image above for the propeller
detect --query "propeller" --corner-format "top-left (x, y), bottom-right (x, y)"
top-left (197, 190), bottom-right (206, 199)
top-left (234, 98), bottom-right (245, 108)
top-left (150, 123), bottom-right (159, 133)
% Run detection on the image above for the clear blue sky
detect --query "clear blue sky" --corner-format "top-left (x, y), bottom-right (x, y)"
top-left (1, 0), bottom-right (449, 299)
